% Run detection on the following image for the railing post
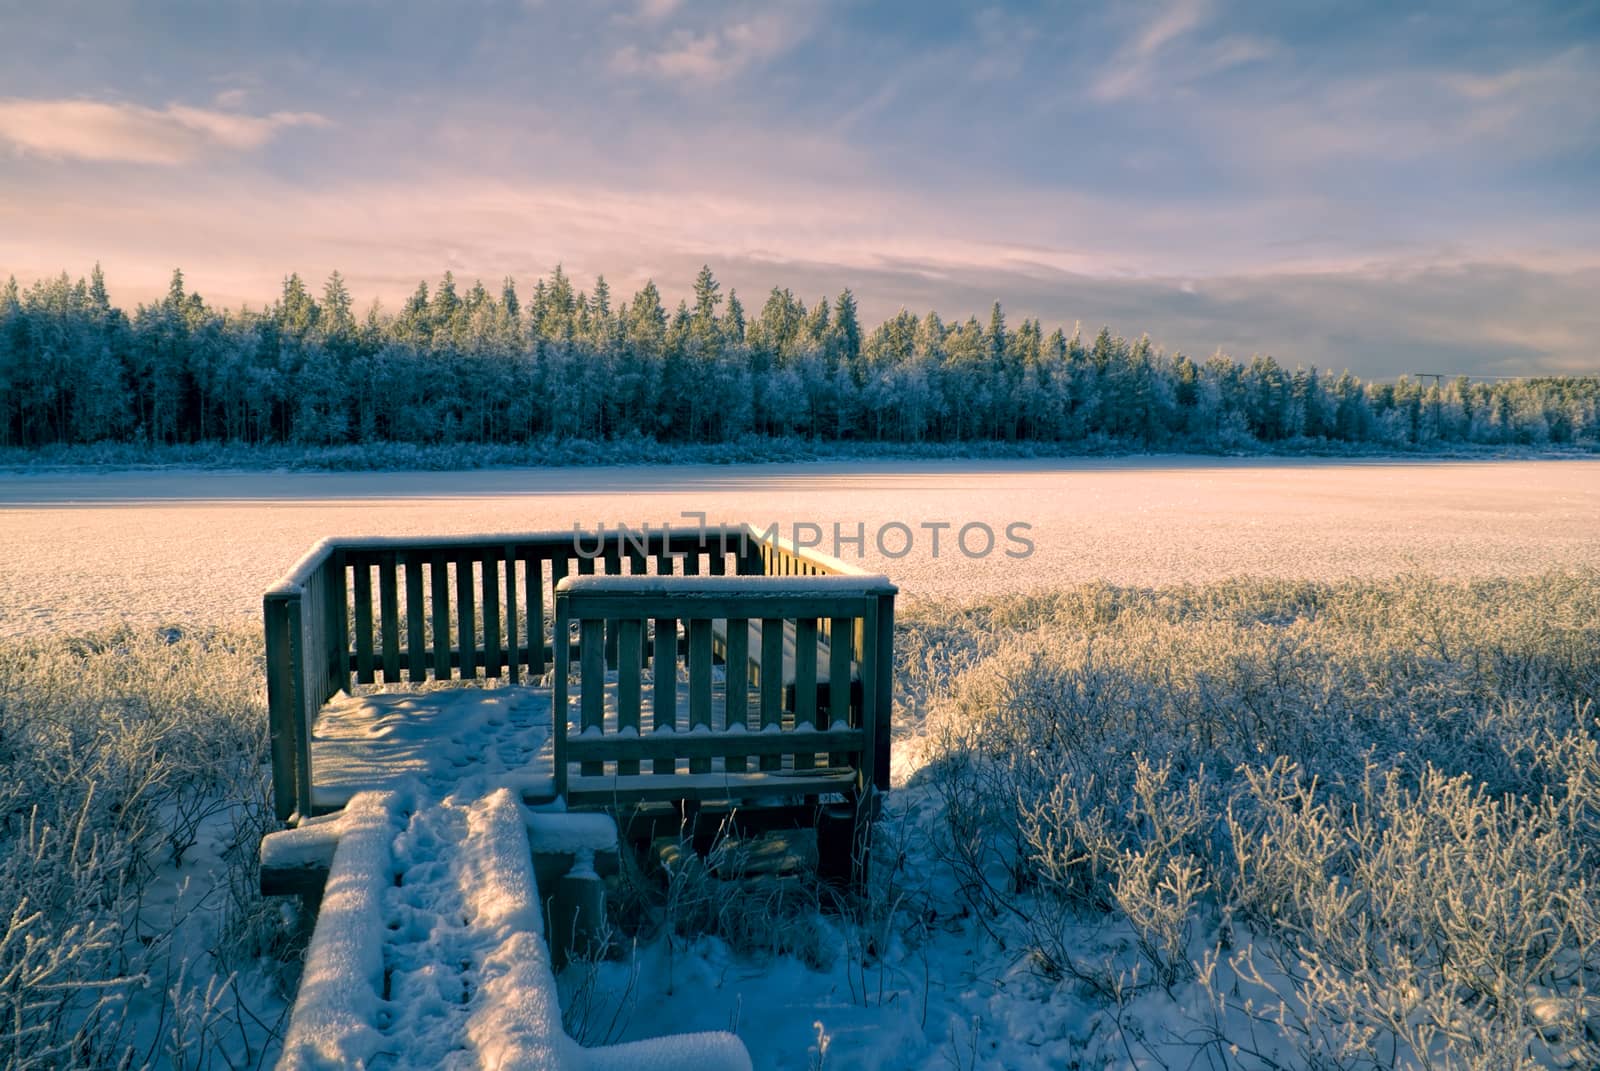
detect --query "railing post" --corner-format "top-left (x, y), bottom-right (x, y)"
top-left (328, 548), bottom-right (350, 694)
top-left (554, 589), bottom-right (571, 800)
top-left (873, 591), bottom-right (895, 793)
top-left (265, 592), bottom-right (312, 823)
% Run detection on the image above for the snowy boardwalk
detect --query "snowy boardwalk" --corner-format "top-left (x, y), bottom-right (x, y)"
top-left (269, 787), bottom-right (749, 1071)
top-left (262, 525), bottom-right (896, 1068)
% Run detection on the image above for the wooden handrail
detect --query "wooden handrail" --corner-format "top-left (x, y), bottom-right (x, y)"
top-left (265, 523), bottom-right (895, 823)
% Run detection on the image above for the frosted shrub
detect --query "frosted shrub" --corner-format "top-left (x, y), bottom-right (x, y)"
top-left (0, 626), bottom-right (289, 1069)
top-left (1213, 732), bottom-right (1600, 1069)
top-left (905, 571), bottom-right (1600, 1067)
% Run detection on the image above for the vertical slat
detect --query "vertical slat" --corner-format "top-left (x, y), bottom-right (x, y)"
top-left (603, 549), bottom-right (620, 669)
top-left (725, 617), bottom-right (749, 773)
top-left (504, 546), bottom-right (520, 684)
top-left (689, 618), bottom-right (713, 774)
top-left (456, 554), bottom-right (477, 678)
top-left (580, 618), bottom-right (605, 777)
top-left (628, 552), bottom-right (649, 668)
top-left (794, 618), bottom-right (818, 770)
top-left (265, 595), bottom-right (299, 822)
top-left (482, 555), bottom-right (502, 678)
top-left (709, 535), bottom-right (727, 575)
top-left (379, 552), bottom-right (400, 682)
top-left (577, 553), bottom-right (595, 576)
top-left (860, 602), bottom-right (882, 795)
top-left (873, 593), bottom-right (894, 792)
top-left (652, 616), bottom-right (676, 775)
top-left (683, 547), bottom-right (700, 576)
top-left (654, 550), bottom-right (672, 576)
top-left (527, 554), bottom-right (546, 675)
top-left (617, 619), bottom-right (642, 777)
top-left (353, 557), bottom-right (375, 685)
top-left (828, 616), bottom-right (853, 766)
top-left (759, 617), bottom-right (783, 771)
top-left (550, 556), bottom-right (569, 670)
top-left (329, 549), bottom-right (349, 694)
top-left (431, 556), bottom-right (451, 679)
top-left (405, 556), bottom-right (426, 682)
top-left (553, 593), bottom-right (570, 800)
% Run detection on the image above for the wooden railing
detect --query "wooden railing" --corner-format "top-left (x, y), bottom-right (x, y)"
top-left (552, 574), bottom-right (895, 807)
top-left (265, 524), bottom-right (895, 822)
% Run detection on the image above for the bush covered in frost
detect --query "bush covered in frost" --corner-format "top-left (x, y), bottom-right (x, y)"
top-left (908, 571), bottom-right (1600, 1068)
top-left (0, 626), bottom-right (291, 1070)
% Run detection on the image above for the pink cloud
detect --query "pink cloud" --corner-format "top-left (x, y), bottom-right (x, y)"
top-left (0, 98), bottom-right (331, 165)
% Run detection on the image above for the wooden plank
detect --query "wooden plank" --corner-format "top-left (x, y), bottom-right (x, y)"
top-left (579, 618), bottom-right (605, 778)
top-left (602, 549), bottom-right (621, 668)
top-left (352, 559), bottom-right (374, 685)
top-left (828, 616), bottom-right (853, 764)
top-left (405, 557), bottom-right (426, 682)
top-left (567, 768), bottom-right (857, 807)
top-left (688, 618), bottom-right (713, 774)
top-left (456, 555), bottom-right (477, 678)
top-left (561, 591), bottom-right (878, 623)
top-left (553, 598), bottom-right (570, 800)
top-left (566, 728), bottom-right (864, 763)
top-left (264, 594), bottom-right (299, 822)
top-left (759, 618), bottom-right (783, 771)
top-left (860, 601), bottom-right (881, 795)
top-left (652, 616), bottom-right (676, 775)
top-left (793, 618), bottom-right (818, 770)
top-left (431, 556), bottom-right (451, 678)
top-left (873, 593), bottom-right (894, 792)
top-left (328, 549), bottom-right (350, 694)
top-left (724, 617), bottom-right (749, 772)
top-left (482, 555), bottom-right (502, 678)
top-left (526, 554), bottom-right (546, 675)
top-left (577, 553), bottom-right (596, 575)
top-left (504, 546), bottom-right (519, 684)
top-left (616, 619), bottom-right (642, 777)
top-left (379, 552), bottom-right (400, 682)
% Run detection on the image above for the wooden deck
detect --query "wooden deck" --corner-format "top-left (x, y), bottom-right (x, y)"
top-left (263, 523), bottom-right (894, 876)
top-left (261, 524), bottom-right (894, 1069)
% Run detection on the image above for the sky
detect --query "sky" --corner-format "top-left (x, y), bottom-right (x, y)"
top-left (0, 0), bottom-right (1596, 379)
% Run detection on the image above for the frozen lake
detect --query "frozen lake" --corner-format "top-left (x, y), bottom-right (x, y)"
top-left (2, 456), bottom-right (1597, 635)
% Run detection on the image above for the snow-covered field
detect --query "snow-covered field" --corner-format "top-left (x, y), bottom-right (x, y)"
top-left (5, 457), bottom-right (1598, 1070)
top-left (2, 456), bottom-right (1597, 636)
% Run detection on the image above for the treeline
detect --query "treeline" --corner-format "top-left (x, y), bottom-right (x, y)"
top-left (2, 264), bottom-right (1597, 450)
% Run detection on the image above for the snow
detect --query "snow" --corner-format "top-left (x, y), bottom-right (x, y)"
top-left (277, 786), bottom-right (750, 1071)
top-left (4, 457), bottom-right (1599, 635)
top-left (309, 685), bottom-right (557, 810)
top-left (279, 789), bottom-right (409, 1070)
top-left (10, 457), bottom-right (1600, 1068)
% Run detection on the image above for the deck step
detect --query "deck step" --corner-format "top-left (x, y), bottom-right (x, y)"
top-left (270, 787), bottom-right (750, 1071)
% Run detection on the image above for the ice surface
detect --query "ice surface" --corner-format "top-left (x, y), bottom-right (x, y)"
top-left (5, 457), bottom-right (1598, 635)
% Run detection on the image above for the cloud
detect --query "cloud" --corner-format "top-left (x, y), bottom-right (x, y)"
top-left (610, 8), bottom-right (805, 84)
top-left (0, 98), bottom-right (330, 165)
top-left (3, 165), bottom-right (1594, 378)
